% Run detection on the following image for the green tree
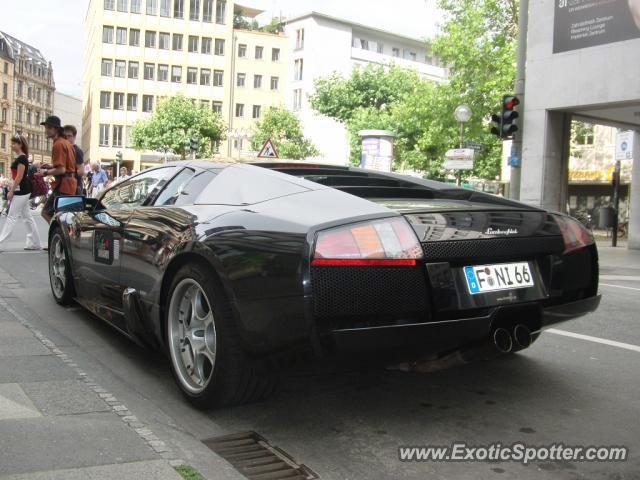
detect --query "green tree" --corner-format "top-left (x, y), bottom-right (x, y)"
top-left (411, 0), bottom-right (518, 179)
top-left (309, 65), bottom-right (419, 123)
top-left (250, 106), bottom-right (319, 160)
top-left (131, 95), bottom-right (226, 159)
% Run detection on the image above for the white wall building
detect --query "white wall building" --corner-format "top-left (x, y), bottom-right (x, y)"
top-left (283, 12), bottom-right (446, 165)
top-left (54, 92), bottom-right (82, 143)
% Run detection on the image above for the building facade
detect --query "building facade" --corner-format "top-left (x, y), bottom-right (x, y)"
top-left (0, 40), bottom-right (13, 176)
top-left (83, 0), bottom-right (287, 172)
top-left (520, 0), bottom-right (640, 249)
top-left (54, 92), bottom-right (83, 138)
top-left (283, 12), bottom-right (447, 165)
top-left (0, 32), bottom-right (55, 172)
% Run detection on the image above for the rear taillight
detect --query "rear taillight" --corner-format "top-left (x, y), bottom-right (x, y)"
top-left (553, 214), bottom-right (595, 254)
top-left (312, 217), bottom-right (423, 266)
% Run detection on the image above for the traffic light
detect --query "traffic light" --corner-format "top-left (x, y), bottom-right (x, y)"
top-left (190, 137), bottom-right (200, 152)
top-left (115, 151), bottom-right (123, 162)
top-left (490, 95), bottom-right (520, 139)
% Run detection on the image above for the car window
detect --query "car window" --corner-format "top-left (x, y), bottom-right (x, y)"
top-left (101, 167), bottom-right (177, 210)
top-left (174, 170), bottom-right (218, 207)
top-left (154, 168), bottom-right (196, 206)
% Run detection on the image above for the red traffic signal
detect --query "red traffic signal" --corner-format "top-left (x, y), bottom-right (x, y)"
top-left (503, 96), bottom-right (520, 110)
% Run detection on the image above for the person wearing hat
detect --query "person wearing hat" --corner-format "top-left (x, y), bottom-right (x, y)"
top-left (39, 115), bottom-right (77, 224)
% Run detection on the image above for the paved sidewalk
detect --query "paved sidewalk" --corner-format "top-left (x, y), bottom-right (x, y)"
top-left (0, 269), bottom-right (184, 479)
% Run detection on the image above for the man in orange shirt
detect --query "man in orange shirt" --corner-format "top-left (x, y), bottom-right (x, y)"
top-left (40, 116), bottom-right (77, 224)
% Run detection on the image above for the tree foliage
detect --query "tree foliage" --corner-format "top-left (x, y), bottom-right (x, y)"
top-left (309, 0), bottom-right (518, 180)
top-left (130, 95), bottom-right (226, 159)
top-left (250, 106), bottom-right (319, 160)
top-left (309, 65), bottom-right (418, 124)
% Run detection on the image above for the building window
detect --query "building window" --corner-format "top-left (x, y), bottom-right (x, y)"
top-left (1, 108), bottom-right (7, 124)
top-left (188, 36), bottom-right (198, 52)
top-left (255, 46), bottom-right (263, 59)
top-left (146, 0), bottom-right (157, 15)
top-left (189, 0), bottom-right (200, 20)
top-left (214, 38), bottom-right (225, 55)
top-left (376, 42), bottom-right (384, 53)
top-left (237, 44), bottom-right (246, 57)
top-left (201, 37), bottom-right (212, 54)
top-left (294, 58), bottom-right (303, 81)
top-left (102, 26), bottom-right (114, 43)
top-left (116, 27), bottom-right (127, 44)
top-left (172, 34), bottom-right (183, 51)
top-left (158, 64), bottom-right (169, 81)
top-left (293, 89), bottom-right (302, 110)
top-left (114, 60), bottom-right (126, 77)
top-left (26, 109), bottom-right (31, 125)
top-left (270, 76), bottom-right (279, 90)
top-left (235, 103), bottom-right (244, 118)
top-left (99, 124), bottom-right (110, 146)
top-left (100, 91), bottom-right (112, 109)
top-left (200, 68), bottom-right (210, 85)
top-left (112, 125), bottom-right (123, 147)
top-left (295, 28), bottom-right (304, 49)
top-left (2, 82), bottom-right (7, 99)
top-left (131, 0), bottom-right (141, 12)
top-left (252, 105), bottom-right (261, 119)
top-left (143, 94), bottom-right (154, 112)
top-left (128, 61), bottom-right (139, 79)
top-left (159, 32), bottom-right (170, 49)
top-left (127, 94), bottom-right (138, 111)
top-left (271, 48), bottom-right (280, 61)
top-left (145, 30), bottom-right (156, 48)
top-left (1, 133), bottom-right (5, 149)
top-left (174, 0), bottom-right (184, 17)
top-left (236, 73), bottom-right (245, 87)
top-left (203, 0), bottom-right (213, 21)
top-left (215, 0), bottom-right (226, 23)
top-left (200, 100), bottom-right (209, 108)
top-left (129, 29), bottom-right (140, 46)
top-left (392, 47), bottom-right (400, 57)
top-left (212, 101), bottom-right (222, 114)
top-left (360, 39), bottom-right (369, 50)
top-left (144, 62), bottom-right (154, 80)
top-left (104, 0), bottom-right (115, 10)
top-left (213, 69), bottom-right (223, 86)
top-left (16, 106), bottom-right (22, 123)
top-left (101, 59), bottom-right (113, 76)
top-left (117, 0), bottom-right (128, 11)
top-left (114, 92), bottom-right (125, 109)
top-left (171, 65), bottom-right (182, 82)
top-left (187, 67), bottom-right (197, 84)
top-left (160, 0), bottom-right (170, 16)
top-left (253, 74), bottom-right (262, 89)
top-left (17, 81), bottom-right (23, 97)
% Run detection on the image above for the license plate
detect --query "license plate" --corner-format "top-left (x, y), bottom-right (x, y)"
top-left (464, 262), bottom-right (534, 295)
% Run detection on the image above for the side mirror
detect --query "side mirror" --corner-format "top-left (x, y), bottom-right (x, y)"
top-left (55, 195), bottom-right (85, 213)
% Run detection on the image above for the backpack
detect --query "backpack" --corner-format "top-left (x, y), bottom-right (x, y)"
top-left (28, 167), bottom-right (49, 199)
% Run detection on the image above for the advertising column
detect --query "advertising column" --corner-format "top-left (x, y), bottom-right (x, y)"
top-left (358, 130), bottom-right (396, 172)
top-left (627, 131), bottom-right (640, 250)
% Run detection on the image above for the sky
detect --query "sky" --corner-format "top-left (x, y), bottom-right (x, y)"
top-left (0, 0), bottom-right (441, 98)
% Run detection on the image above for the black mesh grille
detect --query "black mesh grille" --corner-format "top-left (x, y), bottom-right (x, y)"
top-left (311, 266), bottom-right (428, 320)
top-left (423, 236), bottom-right (564, 262)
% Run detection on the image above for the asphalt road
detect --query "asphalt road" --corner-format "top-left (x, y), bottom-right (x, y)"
top-left (1, 215), bottom-right (639, 480)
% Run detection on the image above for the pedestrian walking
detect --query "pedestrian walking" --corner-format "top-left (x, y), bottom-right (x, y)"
top-left (63, 125), bottom-right (85, 195)
top-left (39, 115), bottom-right (77, 224)
top-left (0, 134), bottom-right (43, 252)
top-left (89, 163), bottom-right (108, 198)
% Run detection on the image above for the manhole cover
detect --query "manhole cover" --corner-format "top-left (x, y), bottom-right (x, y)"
top-left (203, 431), bottom-right (319, 480)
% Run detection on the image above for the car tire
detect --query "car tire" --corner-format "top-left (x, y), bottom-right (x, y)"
top-left (165, 263), bottom-right (276, 409)
top-left (48, 228), bottom-right (76, 306)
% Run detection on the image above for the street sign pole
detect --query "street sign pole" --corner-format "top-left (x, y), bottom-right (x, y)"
top-left (612, 159), bottom-right (621, 247)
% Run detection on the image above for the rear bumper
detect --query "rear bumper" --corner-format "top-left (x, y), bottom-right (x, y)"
top-left (329, 295), bottom-right (601, 353)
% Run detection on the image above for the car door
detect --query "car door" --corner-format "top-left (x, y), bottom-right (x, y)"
top-left (70, 167), bottom-right (178, 325)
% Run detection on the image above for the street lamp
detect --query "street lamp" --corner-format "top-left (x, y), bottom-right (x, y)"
top-left (453, 105), bottom-right (472, 186)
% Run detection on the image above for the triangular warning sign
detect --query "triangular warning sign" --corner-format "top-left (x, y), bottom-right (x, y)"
top-left (257, 138), bottom-right (279, 159)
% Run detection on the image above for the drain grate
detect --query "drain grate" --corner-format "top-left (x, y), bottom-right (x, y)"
top-left (203, 431), bottom-right (319, 480)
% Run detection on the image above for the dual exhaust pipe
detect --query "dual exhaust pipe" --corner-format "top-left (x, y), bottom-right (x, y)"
top-left (492, 324), bottom-right (532, 354)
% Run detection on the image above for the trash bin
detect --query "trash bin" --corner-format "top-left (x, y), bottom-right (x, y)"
top-left (598, 206), bottom-right (615, 229)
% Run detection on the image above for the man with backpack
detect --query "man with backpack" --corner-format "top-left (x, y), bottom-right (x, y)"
top-left (63, 125), bottom-right (85, 195)
top-left (39, 116), bottom-right (77, 224)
